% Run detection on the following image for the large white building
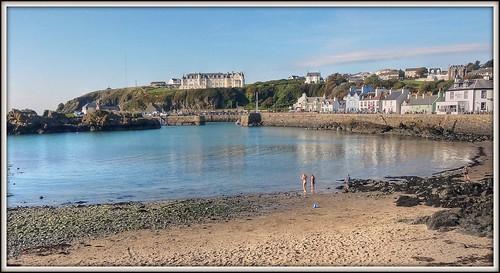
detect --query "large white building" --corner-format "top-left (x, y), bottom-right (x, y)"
top-left (305, 72), bottom-right (322, 84)
top-left (436, 79), bottom-right (494, 114)
top-left (179, 72), bottom-right (245, 89)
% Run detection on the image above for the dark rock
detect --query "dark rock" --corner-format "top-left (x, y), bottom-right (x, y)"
top-left (395, 195), bottom-right (420, 207)
top-left (426, 209), bottom-right (460, 230)
top-left (7, 109), bottom-right (160, 135)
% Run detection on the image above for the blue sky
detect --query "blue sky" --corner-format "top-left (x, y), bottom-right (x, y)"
top-left (7, 7), bottom-right (493, 113)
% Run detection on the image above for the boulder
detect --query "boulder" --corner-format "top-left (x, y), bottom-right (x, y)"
top-left (426, 209), bottom-right (460, 230)
top-left (395, 195), bottom-right (420, 207)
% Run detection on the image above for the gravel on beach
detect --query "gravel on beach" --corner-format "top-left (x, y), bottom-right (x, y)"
top-left (7, 193), bottom-right (300, 258)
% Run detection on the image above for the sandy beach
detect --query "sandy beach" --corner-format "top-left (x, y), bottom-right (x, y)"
top-left (7, 141), bottom-right (494, 267)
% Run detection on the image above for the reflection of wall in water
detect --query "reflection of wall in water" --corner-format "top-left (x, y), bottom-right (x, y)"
top-left (295, 131), bottom-right (346, 166)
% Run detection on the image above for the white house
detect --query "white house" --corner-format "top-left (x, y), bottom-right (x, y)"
top-left (343, 85), bottom-right (374, 113)
top-left (305, 72), bottom-right (321, 84)
top-left (436, 79), bottom-right (494, 114)
top-left (292, 93), bottom-right (324, 112)
top-left (82, 102), bottom-right (97, 115)
top-left (167, 78), bottom-right (181, 88)
top-left (381, 88), bottom-right (410, 114)
top-left (358, 88), bottom-right (386, 113)
top-left (321, 97), bottom-right (345, 113)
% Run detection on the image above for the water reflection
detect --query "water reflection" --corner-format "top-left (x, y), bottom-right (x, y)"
top-left (7, 123), bottom-right (477, 207)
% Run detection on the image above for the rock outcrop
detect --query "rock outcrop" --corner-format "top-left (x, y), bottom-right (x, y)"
top-left (7, 109), bottom-right (161, 135)
top-left (346, 174), bottom-right (493, 237)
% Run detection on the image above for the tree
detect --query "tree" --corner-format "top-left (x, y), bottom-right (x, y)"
top-left (323, 73), bottom-right (347, 97)
top-left (392, 81), bottom-right (406, 89)
top-left (364, 75), bottom-right (382, 88)
top-left (466, 60), bottom-right (481, 72)
top-left (56, 103), bottom-right (65, 112)
top-left (332, 82), bottom-right (352, 99)
top-left (418, 81), bottom-right (435, 95)
top-left (436, 80), bottom-right (454, 94)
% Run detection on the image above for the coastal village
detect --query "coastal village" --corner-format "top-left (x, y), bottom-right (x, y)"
top-left (5, 4), bottom-right (496, 268)
top-left (77, 63), bottom-right (494, 117)
top-left (291, 65), bottom-right (493, 115)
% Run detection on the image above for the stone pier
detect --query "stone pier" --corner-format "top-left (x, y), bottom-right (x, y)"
top-left (164, 115), bottom-right (205, 126)
top-left (240, 112), bottom-right (262, 127)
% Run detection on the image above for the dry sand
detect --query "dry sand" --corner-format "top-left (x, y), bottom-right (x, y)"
top-left (7, 141), bottom-right (494, 267)
top-left (9, 192), bottom-right (493, 267)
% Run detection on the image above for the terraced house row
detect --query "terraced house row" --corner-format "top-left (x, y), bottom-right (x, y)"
top-left (291, 79), bottom-right (493, 115)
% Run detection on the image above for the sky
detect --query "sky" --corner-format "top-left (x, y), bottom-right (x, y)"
top-left (7, 7), bottom-right (494, 114)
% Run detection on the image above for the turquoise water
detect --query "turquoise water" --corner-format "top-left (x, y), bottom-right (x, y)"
top-left (7, 123), bottom-right (476, 207)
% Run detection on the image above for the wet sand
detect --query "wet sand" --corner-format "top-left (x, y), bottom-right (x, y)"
top-left (7, 141), bottom-right (494, 267)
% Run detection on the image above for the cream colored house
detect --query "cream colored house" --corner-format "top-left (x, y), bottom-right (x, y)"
top-left (179, 72), bottom-right (245, 89)
top-left (293, 93), bottom-right (324, 112)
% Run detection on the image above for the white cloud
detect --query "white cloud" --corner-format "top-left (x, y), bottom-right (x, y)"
top-left (296, 43), bottom-right (491, 68)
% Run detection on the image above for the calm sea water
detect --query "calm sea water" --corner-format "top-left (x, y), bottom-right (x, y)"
top-left (7, 123), bottom-right (476, 207)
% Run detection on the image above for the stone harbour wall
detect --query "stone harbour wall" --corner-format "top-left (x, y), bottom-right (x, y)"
top-left (164, 115), bottom-right (205, 126)
top-left (259, 113), bottom-right (493, 136)
top-left (250, 113), bottom-right (493, 141)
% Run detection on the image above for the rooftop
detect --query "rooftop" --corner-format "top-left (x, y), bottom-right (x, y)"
top-left (404, 94), bottom-right (442, 106)
top-left (306, 72), bottom-right (321, 76)
top-left (448, 79), bottom-right (493, 91)
top-left (382, 90), bottom-right (404, 100)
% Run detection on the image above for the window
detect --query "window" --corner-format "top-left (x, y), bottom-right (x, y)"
top-left (481, 102), bottom-right (486, 110)
top-left (481, 90), bottom-right (487, 99)
top-left (449, 91), bottom-right (454, 100)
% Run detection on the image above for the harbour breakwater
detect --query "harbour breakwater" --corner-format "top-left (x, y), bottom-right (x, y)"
top-left (7, 109), bottom-right (161, 135)
top-left (241, 113), bottom-right (492, 142)
top-left (163, 113), bottom-right (241, 125)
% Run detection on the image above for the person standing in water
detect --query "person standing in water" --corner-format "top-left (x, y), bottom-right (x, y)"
top-left (344, 173), bottom-right (350, 193)
top-left (301, 173), bottom-right (308, 194)
top-left (310, 174), bottom-right (316, 194)
top-left (463, 165), bottom-right (471, 182)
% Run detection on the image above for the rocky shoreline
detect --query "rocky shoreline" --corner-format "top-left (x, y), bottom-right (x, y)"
top-left (297, 121), bottom-right (491, 142)
top-left (7, 109), bottom-right (161, 135)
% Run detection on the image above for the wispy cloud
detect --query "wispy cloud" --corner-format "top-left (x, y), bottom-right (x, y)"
top-left (296, 43), bottom-right (491, 68)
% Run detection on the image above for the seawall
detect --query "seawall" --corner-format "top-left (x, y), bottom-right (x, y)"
top-left (164, 115), bottom-right (205, 126)
top-left (203, 114), bottom-right (240, 122)
top-left (250, 113), bottom-right (492, 141)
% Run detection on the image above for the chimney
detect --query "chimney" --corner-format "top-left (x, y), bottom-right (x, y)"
top-left (375, 88), bottom-right (379, 97)
top-left (389, 89), bottom-right (392, 95)
top-left (407, 93), bottom-right (410, 100)
top-left (422, 93), bottom-right (425, 99)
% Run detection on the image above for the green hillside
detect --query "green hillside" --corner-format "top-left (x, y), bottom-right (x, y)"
top-left (57, 77), bottom-right (454, 113)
